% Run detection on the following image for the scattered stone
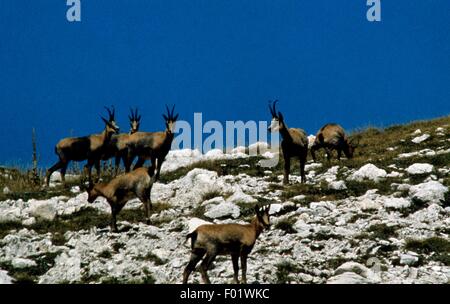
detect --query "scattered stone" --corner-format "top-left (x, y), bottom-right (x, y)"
top-left (406, 163), bottom-right (434, 175)
top-left (0, 269), bottom-right (13, 284)
top-left (204, 202), bottom-right (240, 219)
top-left (399, 254), bottom-right (419, 266)
top-left (411, 134), bottom-right (430, 144)
top-left (327, 272), bottom-right (370, 284)
top-left (384, 197), bottom-right (411, 209)
top-left (27, 200), bottom-right (58, 221)
top-left (348, 164), bottom-right (387, 182)
top-left (328, 180), bottom-right (347, 191)
top-left (12, 257), bottom-right (37, 269)
top-left (409, 181), bottom-right (448, 204)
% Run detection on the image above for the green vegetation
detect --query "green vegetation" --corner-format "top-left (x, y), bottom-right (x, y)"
top-left (405, 237), bottom-right (450, 266)
top-left (275, 261), bottom-right (301, 284)
top-left (274, 218), bottom-right (296, 234)
top-left (0, 251), bottom-right (60, 284)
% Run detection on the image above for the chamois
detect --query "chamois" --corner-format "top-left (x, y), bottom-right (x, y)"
top-left (101, 108), bottom-right (141, 175)
top-left (125, 105), bottom-right (178, 180)
top-left (268, 100), bottom-right (308, 184)
top-left (310, 123), bottom-right (356, 162)
top-left (86, 167), bottom-right (156, 232)
top-left (183, 205), bottom-right (271, 284)
top-left (45, 107), bottom-right (120, 186)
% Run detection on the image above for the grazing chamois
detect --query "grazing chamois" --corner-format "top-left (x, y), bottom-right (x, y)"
top-left (86, 167), bottom-right (156, 232)
top-left (125, 105), bottom-right (178, 180)
top-left (310, 123), bottom-right (356, 162)
top-left (268, 100), bottom-right (308, 184)
top-left (183, 205), bottom-right (271, 284)
top-left (101, 108), bottom-right (141, 175)
top-left (45, 107), bottom-right (120, 186)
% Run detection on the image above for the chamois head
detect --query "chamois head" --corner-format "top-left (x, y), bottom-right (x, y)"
top-left (344, 137), bottom-right (358, 159)
top-left (86, 183), bottom-right (98, 203)
top-left (255, 204), bottom-right (271, 229)
top-left (163, 104), bottom-right (179, 133)
top-left (102, 106), bottom-right (120, 134)
top-left (267, 100), bottom-right (285, 132)
top-left (128, 107), bottom-right (141, 134)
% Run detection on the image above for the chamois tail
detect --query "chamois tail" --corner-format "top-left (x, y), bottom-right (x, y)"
top-left (185, 231), bottom-right (198, 249)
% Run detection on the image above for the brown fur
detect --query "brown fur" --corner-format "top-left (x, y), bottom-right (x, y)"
top-left (268, 101), bottom-right (308, 184)
top-left (124, 105), bottom-right (178, 180)
top-left (87, 167), bottom-right (156, 232)
top-left (310, 123), bottom-right (355, 161)
top-left (183, 205), bottom-right (271, 284)
top-left (101, 108), bottom-right (141, 176)
top-left (45, 108), bottom-right (119, 186)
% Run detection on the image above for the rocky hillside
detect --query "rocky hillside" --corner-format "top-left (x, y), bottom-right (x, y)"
top-left (0, 116), bottom-right (449, 284)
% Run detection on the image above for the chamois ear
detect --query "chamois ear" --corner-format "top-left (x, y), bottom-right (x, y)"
top-left (101, 117), bottom-right (109, 125)
top-left (173, 114), bottom-right (179, 121)
top-left (254, 205), bottom-right (261, 215)
top-left (278, 112), bottom-right (284, 121)
top-left (162, 114), bottom-right (168, 121)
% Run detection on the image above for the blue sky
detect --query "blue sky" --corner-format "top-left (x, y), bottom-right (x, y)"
top-left (0, 1), bottom-right (449, 167)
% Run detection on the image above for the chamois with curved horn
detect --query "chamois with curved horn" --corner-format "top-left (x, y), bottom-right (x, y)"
top-left (310, 123), bottom-right (357, 162)
top-left (125, 105), bottom-right (178, 180)
top-left (86, 167), bottom-right (156, 232)
top-left (268, 100), bottom-right (308, 184)
top-left (101, 107), bottom-right (142, 175)
top-left (183, 205), bottom-right (271, 284)
top-left (45, 107), bottom-right (120, 186)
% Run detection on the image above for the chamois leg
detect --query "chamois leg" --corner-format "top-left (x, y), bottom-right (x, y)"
top-left (183, 248), bottom-right (206, 284)
top-left (45, 160), bottom-right (66, 186)
top-left (123, 154), bottom-right (133, 173)
top-left (325, 147), bottom-right (332, 162)
top-left (240, 254), bottom-right (248, 284)
top-left (200, 250), bottom-right (217, 284)
top-left (148, 157), bottom-right (157, 177)
top-left (231, 253), bottom-right (240, 284)
top-left (299, 153), bottom-right (307, 183)
top-left (94, 160), bottom-right (101, 182)
top-left (155, 157), bottom-right (163, 181)
top-left (310, 145), bottom-right (318, 162)
top-left (110, 201), bottom-right (124, 232)
top-left (60, 162), bottom-right (69, 187)
top-left (133, 157), bottom-right (146, 170)
top-left (111, 205), bottom-right (118, 232)
top-left (84, 159), bottom-right (95, 185)
top-left (283, 156), bottom-right (290, 185)
top-left (114, 155), bottom-right (121, 176)
top-left (141, 192), bottom-right (152, 225)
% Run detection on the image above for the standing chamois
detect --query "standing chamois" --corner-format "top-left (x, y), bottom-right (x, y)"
top-left (101, 108), bottom-right (141, 175)
top-left (125, 105), bottom-right (178, 180)
top-left (183, 205), bottom-right (271, 284)
top-left (45, 107), bottom-right (120, 186)
top-left (86, 167), bottom-right (156, 232)
top-left (268, 100), bottom-right (308, 184)
top-left (310, 123), bottom-right (356, 162)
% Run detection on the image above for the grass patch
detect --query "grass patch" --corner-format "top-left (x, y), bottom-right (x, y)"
top-left (405, 237), bottom-right (450, 265)
top-left (274, 218), bottom-right (296, 234)
top-left (275, 261), bottom-right (301, 284)
top-left (201, 190), bottom-right (225, 202)
top-left (119, 202), bottom-right (171, 224)
top-left (0, 221), bottom-right (24, 240)
top-left (137, 252), bottom-right (166, 266)
top-left (0, 251), bottom-right (60, 284)
top-left (98, 249), bottom-right (112, 259)
top-left (366, 224), bottom-right (398, 240)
